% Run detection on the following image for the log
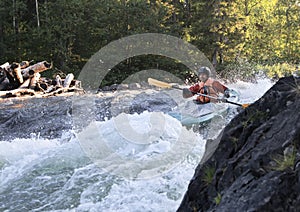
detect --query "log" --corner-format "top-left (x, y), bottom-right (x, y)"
top-left (0, 86), bottom-right (84, 98)
top-left (0, 60), bottom-right (83, 99)
top-left (12, 63), bottom-right (24, 84)
top-left (63, 73), bottom-right (74, 88)
top-left (4, 67), bottom-right (16, 85)
top-left (19, 78), bottom-right (31, 89)
top-left (41, 87), bottom-right (85, 97)
top-left (0, 61), bottom-right (31, 71)
top-left (0, 88), bottom-right (37, 98)
top-left (19, 61), bottom-right (31, 69)
top-left (0, 62), bottom-right (10, 85)
top-left (21, 61), bottom-right (52, 78)
top-left (55, 75), bottom-right (62, 87)
top-left (0, 62), bottom-right (10, 70)
top-left (45, 85), bottom-right (54, 93)
top-left (29, 73), bottom-right (41, 90)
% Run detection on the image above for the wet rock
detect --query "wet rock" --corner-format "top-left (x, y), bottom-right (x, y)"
top-left (178, 76), bottom-right (300, 212)
top-left (0, 97), bottom-right (73, 140)
top-left (99, 84), bottom-right (119, 92)
top-left (0, 89), bottom-right (177, 141)
top-left (128, 83), bottom-right (141, 90)
top-left (117, 84), bottom-right (129, 90)
top-left (98, 81), bottom-right (155, 92)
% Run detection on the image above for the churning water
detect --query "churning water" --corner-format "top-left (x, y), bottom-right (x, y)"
top-left (0, 79), bottom-right (273, 212)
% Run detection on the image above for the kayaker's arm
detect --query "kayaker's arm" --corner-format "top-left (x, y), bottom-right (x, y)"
top-left (194, 92), bottom-right (249, 108)
top-left (147, 78), bottom-right (250, 108)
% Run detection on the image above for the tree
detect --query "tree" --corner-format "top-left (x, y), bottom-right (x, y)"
top-left (209, 0), bottom-right (247, 65)
top-left (0, 0), bottom-right (299, 85)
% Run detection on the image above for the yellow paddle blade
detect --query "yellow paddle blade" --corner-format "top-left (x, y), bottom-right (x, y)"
top-left (148, 78), bottom-right (173, 89)
top-left (242, 103), bottom-right (250, 108)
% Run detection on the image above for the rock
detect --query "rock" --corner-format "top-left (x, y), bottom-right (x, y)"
top-left (98, 81), bottom-right (158, 92)
top-left (117, 83), bottom-right (129, 90)
top-left (178, 76), bottom-right (300, 212)
top-left (128, 83), bottom-right (141, 90)
top-left (0, 89), bottom-right (177, 141)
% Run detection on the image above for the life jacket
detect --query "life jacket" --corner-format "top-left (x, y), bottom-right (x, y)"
top-left (189, 78), bottom-right (227, 104)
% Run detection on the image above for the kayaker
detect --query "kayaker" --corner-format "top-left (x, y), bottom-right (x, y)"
top-left (182, 66), bottom-right (230, 104)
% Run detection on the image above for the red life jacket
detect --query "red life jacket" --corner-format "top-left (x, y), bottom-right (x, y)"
top-left (189, 78), bottom-right (228, 103)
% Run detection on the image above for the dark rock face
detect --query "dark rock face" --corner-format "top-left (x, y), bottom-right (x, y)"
top-left (178, 76), bottom-right (300, 212)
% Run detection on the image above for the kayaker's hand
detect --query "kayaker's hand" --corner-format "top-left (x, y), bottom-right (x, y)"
top-left (182, 88), bottom-right (194, 98)
top-left (224, 89), bottom-right (230, 98)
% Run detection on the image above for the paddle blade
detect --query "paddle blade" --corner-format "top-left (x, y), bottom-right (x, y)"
top-left (225, 99), bottom-right (250, 108)
top-left (241, 103), bottom-right (250, 108)
top-left (148, 78), bottom-right (173, 89)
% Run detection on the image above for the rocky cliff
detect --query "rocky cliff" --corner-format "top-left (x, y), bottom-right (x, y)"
top-left (178, 76), bottom-right (300, 212)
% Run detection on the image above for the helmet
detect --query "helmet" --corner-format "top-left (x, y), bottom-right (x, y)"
top-left (197, 66), bottom-right (211, 76)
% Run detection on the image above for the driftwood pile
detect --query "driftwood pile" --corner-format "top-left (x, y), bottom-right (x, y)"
top-left (0, 60), bottom-right (83, 98)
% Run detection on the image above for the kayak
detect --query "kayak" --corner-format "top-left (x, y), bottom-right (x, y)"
top-left (168, 103), bottom-right (228, 126)
top-left (168, 89), bottom-right (240, 126)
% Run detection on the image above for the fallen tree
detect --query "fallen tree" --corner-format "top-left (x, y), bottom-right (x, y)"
top-left (0, 60), bottom-right (84, 98)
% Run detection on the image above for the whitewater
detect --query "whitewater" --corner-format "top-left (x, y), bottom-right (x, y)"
top-left (0, 78), bottom-right (273, 212)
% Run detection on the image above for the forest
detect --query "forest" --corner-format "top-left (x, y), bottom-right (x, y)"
top-left (0, 0), bottom-right (299, 86)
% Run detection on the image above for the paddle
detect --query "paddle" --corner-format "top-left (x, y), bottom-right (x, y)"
top-left (148, 78), bottom-right (250, 108)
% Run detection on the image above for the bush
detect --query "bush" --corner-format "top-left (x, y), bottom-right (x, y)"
top-left (257, 63), bottom-right (296, 79)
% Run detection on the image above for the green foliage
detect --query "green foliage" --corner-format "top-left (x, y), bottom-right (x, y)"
top-left (0, 0), bottom-right (299, 86)
top-left (100, 54), bottom-right (190, 87)
top-left (210, 1), bottom-right (247, 63)
top-left (245, 0), bottom-right (300, 63)
top-left (242, 109), bottom-right (269, 129)
top-left (190, 0), bottom-right (299, 67)
top-left (202, 165), bottom-right (215, 185)
top-left (271, 150), bottom-right (296, 171)
top-left (230, 136), bottom-right (239, 151)
top-left (214, 192), bottom-right (222, 205)
top-left (257, 63), bottom-right (296, 79)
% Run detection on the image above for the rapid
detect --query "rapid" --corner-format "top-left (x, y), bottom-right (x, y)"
top-left (0, 78), bottom-right (273, 212)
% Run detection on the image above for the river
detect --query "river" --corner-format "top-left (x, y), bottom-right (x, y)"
top-left (0, 78), bottom-right (273, 212)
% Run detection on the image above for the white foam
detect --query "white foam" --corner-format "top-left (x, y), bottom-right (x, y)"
top-left (0, 78), bottom-right (275, 211)
top-left (228, 78), bottom-right (274, 103)
top-left (0, 138), bottom-right (59, 163)
top-left (76, 111), bottom-right (203, 179)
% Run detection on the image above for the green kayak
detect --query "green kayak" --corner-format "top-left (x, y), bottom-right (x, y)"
top-left (168, 103), bottom-right (228, 126)
top-left (168, 89), bottom-right (240, 126)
